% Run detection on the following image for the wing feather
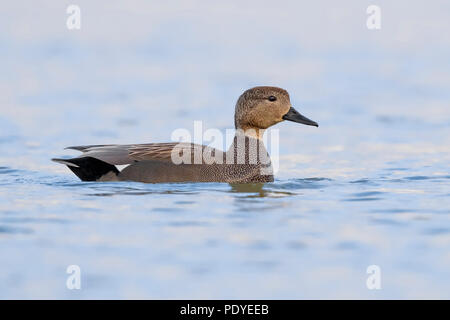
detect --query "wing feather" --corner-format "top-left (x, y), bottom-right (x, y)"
top-left (67, 142), bottom-right (222, 165)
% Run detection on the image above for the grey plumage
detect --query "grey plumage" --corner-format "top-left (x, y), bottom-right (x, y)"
top-left (52, 86), bottom-right (318, 183)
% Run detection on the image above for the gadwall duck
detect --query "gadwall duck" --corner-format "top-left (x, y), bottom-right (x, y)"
top-left (52, 86), bottom-right (318, 183)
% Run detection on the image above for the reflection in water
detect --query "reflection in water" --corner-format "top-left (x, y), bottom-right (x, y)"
top-left (229, 179), bottom-right (327, 198)
top-left (229, 183), bottom-right (266, 195)
top-left (228, 183), bottom-right (287, 200)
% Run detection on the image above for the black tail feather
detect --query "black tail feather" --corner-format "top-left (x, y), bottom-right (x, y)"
top-left (52, 157), bottom-right (119, 181)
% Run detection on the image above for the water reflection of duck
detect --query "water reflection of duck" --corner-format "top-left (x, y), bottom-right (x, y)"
top-left (53, 86), bottom-right (318, 183)
top-left (230, 183), bottom-right (266, 196)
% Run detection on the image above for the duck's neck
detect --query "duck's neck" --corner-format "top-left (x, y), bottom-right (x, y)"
top-left (235, 127), bottom-right (265, 140)
top-left (226, 128), bottom-right (271, 166)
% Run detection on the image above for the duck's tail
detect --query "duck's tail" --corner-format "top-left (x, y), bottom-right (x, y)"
top-left (52, 157), bottom-right (119, 181)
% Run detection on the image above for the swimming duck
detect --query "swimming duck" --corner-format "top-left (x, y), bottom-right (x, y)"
top-left (52, 86), bottom-right (318, 183)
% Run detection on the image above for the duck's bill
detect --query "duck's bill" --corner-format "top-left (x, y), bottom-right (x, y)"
top-left (282, 107), bottom-right (318, 127)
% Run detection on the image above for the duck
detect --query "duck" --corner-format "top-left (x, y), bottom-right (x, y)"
top-left (52, 86), bottom-right (318, 183)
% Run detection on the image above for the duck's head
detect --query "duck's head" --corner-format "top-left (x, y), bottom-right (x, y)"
top-left (234, 86), bottom-right (318, 138)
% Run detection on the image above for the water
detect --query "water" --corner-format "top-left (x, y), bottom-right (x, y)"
top-left (1, 1), bottom-right (450, 299)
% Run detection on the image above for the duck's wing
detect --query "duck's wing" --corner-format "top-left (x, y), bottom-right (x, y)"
top-left (64, 143), bottom-right (221, 165)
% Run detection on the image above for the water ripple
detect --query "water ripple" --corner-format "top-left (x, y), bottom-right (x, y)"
top-left (0, 225), bottom-right (33, 234)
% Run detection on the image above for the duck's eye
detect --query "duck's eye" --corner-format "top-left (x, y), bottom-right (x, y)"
top-left (268, 96), bottom-right (277, 102)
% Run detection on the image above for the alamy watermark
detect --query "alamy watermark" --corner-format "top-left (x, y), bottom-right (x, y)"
top-left (65, 5), bottom-right (381, 31)
top-left (366, 265), bottom-right (381, 290)
top-left (66, 265), bottom-right (81, 290)
top-left (66, 5), bottom-right (81, 30)
top-left (366, 5), bottom-right (381, 30)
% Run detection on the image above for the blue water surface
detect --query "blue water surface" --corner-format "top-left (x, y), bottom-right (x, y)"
top-left (0, 1), bottom-right (449, 299)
